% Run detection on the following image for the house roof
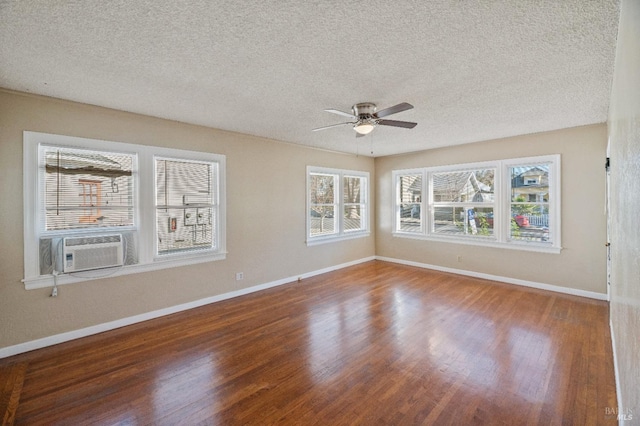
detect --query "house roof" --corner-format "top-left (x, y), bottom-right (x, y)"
top-left (433, 171), bottom-right (492, 201)
top-left (0, 1), bottom-right (620, 157)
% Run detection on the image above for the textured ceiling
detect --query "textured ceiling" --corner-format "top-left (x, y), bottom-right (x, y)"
top-left (0, 1), bottom-right (620, 157)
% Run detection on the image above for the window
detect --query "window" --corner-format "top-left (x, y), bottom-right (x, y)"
top-left (508, 161), bottom-right (553, 244)
top-left (155, 157), bottom-right (218, 256)
top-left (307, 167), bottom-right (369, 244)
top-left (23, 132), bottom-right (226, 289)
top-left (432, 168), bottom-right (495, 238)
top-left (42, 146), bottom-right (135, 231)
top-left (392, 155), bottom-right (560, 253)
top-left (396, 172), bottom-right (423, 233)
top-left (343, 174), bottom-right (366, 233)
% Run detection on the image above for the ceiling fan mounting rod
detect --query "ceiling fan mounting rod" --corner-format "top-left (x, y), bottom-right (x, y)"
top-left (352, 102), bottom-right (377, 117)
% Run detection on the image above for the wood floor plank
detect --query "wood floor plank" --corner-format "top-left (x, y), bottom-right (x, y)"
top-left (0, 261), bottom-right (617, 425)
top-left (0, 362), bottom-right (27, 426)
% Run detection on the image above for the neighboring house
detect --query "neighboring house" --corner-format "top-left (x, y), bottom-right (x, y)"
top-left (433, 171), bottom-right (493, 203)
top-left (398, 175), bottom-right (422, 218)
top-left (44, 149), bottom-right (134, 231)
top-left (510, 166), bottom-right (549, 203)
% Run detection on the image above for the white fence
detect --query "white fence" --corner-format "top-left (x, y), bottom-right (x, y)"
top-left (524, 214), bottom-right (549, 227)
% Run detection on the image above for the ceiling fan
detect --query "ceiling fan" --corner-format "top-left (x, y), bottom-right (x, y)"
top-left (313, 102), bottom-right (417, 137)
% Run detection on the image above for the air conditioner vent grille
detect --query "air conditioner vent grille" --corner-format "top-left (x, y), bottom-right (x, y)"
top-left (62, 234), bottom-right (124, 272)
top-left (74, 246), bottom-right (120, 271)
top-left (65, 235), bottom-right (122, 247)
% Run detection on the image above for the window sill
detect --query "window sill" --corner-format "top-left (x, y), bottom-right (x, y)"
top-left (392, 232), bottom-right (562, 254)
top-left (23, 251), bottom-right (227, 290)
top-left (306, 231), bottom-right (370, 246)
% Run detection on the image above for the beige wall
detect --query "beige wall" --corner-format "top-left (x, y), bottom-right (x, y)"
top-left (608, 0), bottom-right (640, 418)
top-left (375, 124), bottom-right (608, 294)
top-left (0, 87), bottom-right (614, 357)
top-left (0, 89), bottom-right (375, 349)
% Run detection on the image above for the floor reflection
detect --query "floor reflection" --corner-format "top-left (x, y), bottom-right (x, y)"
top-left (307, 291), bottom-right (373, 384)
top-left (152, 353), bottom-right (218, 422)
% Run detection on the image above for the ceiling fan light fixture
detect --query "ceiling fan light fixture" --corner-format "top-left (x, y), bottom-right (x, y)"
top-left (354, 122), bottom-right (375, 135)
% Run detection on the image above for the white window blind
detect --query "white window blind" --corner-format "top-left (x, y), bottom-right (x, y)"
top-left (155, 157), bottom-right (218, 255)
top-left (41, 145), bottom-right (135, 231)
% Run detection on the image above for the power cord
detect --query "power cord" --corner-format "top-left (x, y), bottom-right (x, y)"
top-left (51, 238), bottom-right (62, 297)
top-left (51, 270), bottom-right (59, 297)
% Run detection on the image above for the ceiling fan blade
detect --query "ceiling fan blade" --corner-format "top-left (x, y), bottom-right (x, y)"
top-left (312, 122), bottom-right (354, 132)
top-left (375, 102), bottom-right (414, 118)
top-left (377, 119), bottom-right (417, 129)
top-left (324, 108), bottom-right (357, 119)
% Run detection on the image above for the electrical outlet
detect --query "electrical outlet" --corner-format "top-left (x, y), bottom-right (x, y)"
top-left (235, 272), bottom-right (244, 281)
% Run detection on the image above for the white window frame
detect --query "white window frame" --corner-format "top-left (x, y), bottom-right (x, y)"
top-left (392, 155), bottom-right (561, 253)
top-left (23, 131), bottom-right (227, 290)
top-left (306, 166), bottom-right (370, 245)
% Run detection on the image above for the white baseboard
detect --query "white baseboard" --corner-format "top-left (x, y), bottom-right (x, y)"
top-left (610, 319), bottom-right (623, 425)
top-left (0, 256), bottom-right (376, 359)
top-left (376, 256), bottom-right (608, 301)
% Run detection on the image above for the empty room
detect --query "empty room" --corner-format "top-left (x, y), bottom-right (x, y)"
top-left (1, 1), bottom-right (638, 424)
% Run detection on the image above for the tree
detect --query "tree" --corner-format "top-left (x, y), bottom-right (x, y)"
top-left (511, 195), bottom-right (536, 215)
top-left (310, 174), bottom-right (334, 232)
top-left (344, 176), bottom-right (361, 219)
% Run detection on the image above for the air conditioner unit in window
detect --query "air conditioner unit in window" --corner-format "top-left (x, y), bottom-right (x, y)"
top-left (62, 234), bottom-right (124, 273)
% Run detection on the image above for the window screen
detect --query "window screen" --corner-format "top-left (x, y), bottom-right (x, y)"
top-left (155, 157), bottom-right (218, 255)
top-left (42, 145), bottom-right (135, 231)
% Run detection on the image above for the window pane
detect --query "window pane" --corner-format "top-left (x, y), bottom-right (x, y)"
top-left (398, 174), bottom-right (422, 233)
top-left (510, 205), bottom-right (550, 242)
top-left (310, 173), bottom-right (335, 204)
top-left (510, 164), bottom-right (549, 202)
top-left (157, 207), bottom-right (215, 254)
top-left (155, 158), bottom-right (216, 255)
top-left (343, 176), bottom-right (362, 203)
top-left (344, 205), bottom-right (364, 232)
top-left (433, 207), bottom-right (494, 237)
top-left (510, 163), bottom-right (551, 243)
top-left (433, 169), bottom-right (494, 203)
top-left (43, 146), bottom-right (135, 231)
top-left (344, 176), bottom-right (365, 232)
top-left (309, 207), bottom-right (336, 236)
top-left (156, 159), bottom-right (214, 206)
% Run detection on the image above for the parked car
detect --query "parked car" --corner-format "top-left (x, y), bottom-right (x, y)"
top-left (513, 215), bottom-right (529, 227)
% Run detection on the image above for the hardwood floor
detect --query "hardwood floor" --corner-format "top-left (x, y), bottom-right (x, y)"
top-left (0, 261), bottom-right (617, 425)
